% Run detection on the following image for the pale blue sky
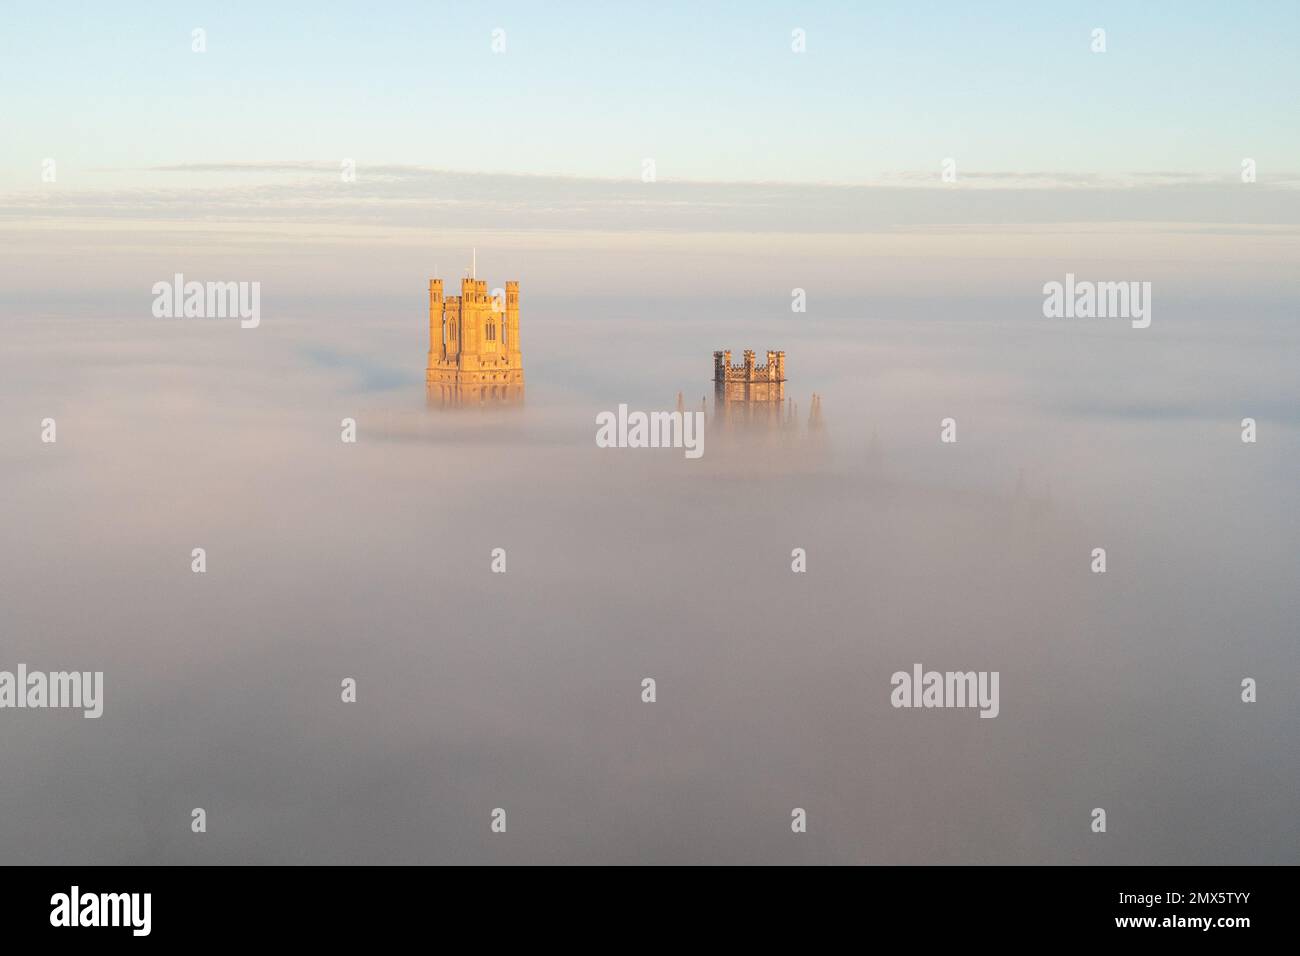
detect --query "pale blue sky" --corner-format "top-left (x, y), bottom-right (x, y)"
top-left (3, 0), bottom-right (1297, 188)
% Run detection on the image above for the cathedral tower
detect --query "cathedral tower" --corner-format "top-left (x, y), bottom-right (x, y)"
top-left (427, 270), bottom-right (524, 406)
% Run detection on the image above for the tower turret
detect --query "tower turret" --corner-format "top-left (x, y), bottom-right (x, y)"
top-left (505, 280), bottom-right (520, 356)
top-left (428, 279), bottom-right (444, 361)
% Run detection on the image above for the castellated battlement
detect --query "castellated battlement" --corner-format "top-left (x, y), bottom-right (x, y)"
top-left (713, 348), bottom-right (786, 383)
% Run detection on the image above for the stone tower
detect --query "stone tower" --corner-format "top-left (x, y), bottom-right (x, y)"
top-left (427, 274), bottom-right (524, 405)
top-left (712, 347), bottom-right (786, 426)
